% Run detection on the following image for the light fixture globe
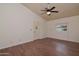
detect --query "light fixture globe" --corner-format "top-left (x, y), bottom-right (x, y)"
top-left (46, 11), bottom-right (51, 15)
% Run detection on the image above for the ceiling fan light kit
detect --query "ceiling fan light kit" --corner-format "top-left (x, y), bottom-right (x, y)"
top-left (46, 11), bottom-right (51, 15)
top-left (41, 3), bottom-right (59, 16)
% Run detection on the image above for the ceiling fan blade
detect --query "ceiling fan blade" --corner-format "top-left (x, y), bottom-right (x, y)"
top-left (51, 11), bottom-right (59, 13)
top-left (50, 6), bottom-right (55, 10)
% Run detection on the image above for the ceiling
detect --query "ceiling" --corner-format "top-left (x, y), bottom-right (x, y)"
top-left (22, 3), bottom-right (79, 21)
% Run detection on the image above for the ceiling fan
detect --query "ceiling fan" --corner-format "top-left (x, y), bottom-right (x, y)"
top-left (41, 3), bottom-right (59, 16)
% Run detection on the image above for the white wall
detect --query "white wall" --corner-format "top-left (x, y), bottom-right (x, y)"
top-left (47, 15), bottom-right (79, 42)
top-left (33, 18), bottom-right (47, 39)
top-left (0, 4), bottom-right (46, 49)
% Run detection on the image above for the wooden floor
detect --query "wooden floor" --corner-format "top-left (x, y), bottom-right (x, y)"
top-left (0, 38), bottom-right (79, 56)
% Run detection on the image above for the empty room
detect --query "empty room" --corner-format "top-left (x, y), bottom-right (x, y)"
top-left (0, 3), bottom-right (79, 56)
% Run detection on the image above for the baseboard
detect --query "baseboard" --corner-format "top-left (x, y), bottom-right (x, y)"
top-left (45, 37), bottom-right (79, 44)
top-left (0, 39), bottom-right (35, 50)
